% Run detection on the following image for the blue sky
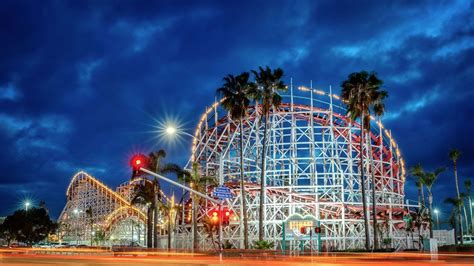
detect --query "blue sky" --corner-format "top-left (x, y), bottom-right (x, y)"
top-left (0, 0), bottom-right (473, 222)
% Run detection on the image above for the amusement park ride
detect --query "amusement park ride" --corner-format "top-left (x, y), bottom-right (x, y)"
top-left (58, 82), bottom-right (426, 251)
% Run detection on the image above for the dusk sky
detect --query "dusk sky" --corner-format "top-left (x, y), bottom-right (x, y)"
top-left (0, 0), bottom-right (473, 220)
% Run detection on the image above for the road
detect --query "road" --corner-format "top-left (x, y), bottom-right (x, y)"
top-left (1, 249), bottom-right (474, 265)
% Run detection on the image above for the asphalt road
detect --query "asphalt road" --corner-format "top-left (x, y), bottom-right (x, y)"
top-left (1, 249), bottom-right (474, 265)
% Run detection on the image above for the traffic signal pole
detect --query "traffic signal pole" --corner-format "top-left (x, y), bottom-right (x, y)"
top-left (139, 167), bottom-right (224, 254)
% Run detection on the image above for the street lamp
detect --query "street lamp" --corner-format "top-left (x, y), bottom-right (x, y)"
top-left (165, 125), bottom-right (195, 139)
top-left (165, 126), bottom-right (177, 135)
top-left (434, 209), bottom-right (440, 230)
top-left (24, 201), bottom-right (30, 211)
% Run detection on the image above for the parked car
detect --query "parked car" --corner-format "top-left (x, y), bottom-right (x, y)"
top-left (32, 242), bottom-right (52, 248)
top-left (461, 235), bottom-right (474, 244)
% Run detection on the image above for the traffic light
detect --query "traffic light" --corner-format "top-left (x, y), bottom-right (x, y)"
top-left (130, 153), bottom-right (149, 178)
top-left (300, 227), bottom-right (306, 234)
top-left (314, 227), bottom-right (321, 234)
top-left (223, 209), bottom-right (232, 226)
top-left (210, 209), bottom-right (219, 225)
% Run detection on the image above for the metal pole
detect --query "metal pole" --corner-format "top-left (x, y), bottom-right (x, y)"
top-left (139, 167), bottom-right (224, 251)
top-left (218, 203), bottom-right (223, 258)
top-left (139, 168), bottom-right (221, 205)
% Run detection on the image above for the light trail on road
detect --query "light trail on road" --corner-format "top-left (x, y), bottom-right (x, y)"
top-left (1, 248), bottom-right (474, 265)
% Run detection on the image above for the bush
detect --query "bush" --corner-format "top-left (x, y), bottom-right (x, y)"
top-left (253, 240), bottom-right (274, 250)
top-left (222, 240), bottom-right (234, 249)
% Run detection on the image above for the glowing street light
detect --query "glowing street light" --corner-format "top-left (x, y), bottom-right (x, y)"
top-left (165, 126), bottom-right (177, 135)
top-left (24, 201), bottom-right (30, 211)
top-left (164, 124), bottom-right (195, 138)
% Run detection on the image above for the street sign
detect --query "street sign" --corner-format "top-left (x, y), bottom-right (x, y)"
top-left (213, 185), bottom-right (233, 200)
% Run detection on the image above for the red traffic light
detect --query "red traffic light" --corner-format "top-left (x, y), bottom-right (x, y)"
top-left (300, 227), bottom-right (306, 234)
top-left (130, 154), bottom-right (148, 170)
top-left (314, 227), bottom-right (321, 234)
top-left (130, 153), bottom-right (150, 179)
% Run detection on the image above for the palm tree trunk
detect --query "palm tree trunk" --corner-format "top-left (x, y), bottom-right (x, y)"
top-left (240, 121), bottom-right (249, 249)
top-left (258, 113), bottom-right (269, 242)
top-left (453, 216), bottom-right (458, 246)
top-left (168, 211), bottom-right (172, 250)
top-left (454, 162), bottom-right (460, 197)
top-left (453, 162), bottom-right (464, 238)
top-left (154, 188), bottom-right (159, 248)
top-left (417, 185), bottom-right (422, 207)
top-left (463, 204), bottom-right (469, 234)
top-left (147, 207), bottom-right (153, 248)
top-left (428, 192), bottom-right (433, 238)
top-left (359, 116), bottom-right (371, 250)
top-left (421, 187), bottom-right (425, 207)
top-left (367, 135), bottom-right (379, 249)
top-left (458, 206), bottom-right (464, 245)
top-left (469, 197), bottom-right (474, 234)
top-left (458, 207), bottom-right (464, 245)
top-left (193, 195), bottom-right (198, 250)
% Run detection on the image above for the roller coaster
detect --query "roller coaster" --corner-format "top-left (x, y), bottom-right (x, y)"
top-left (58, 84), bottom-right (425, 251)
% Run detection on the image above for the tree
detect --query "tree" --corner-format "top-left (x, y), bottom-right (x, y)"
top-left (93, 229), bottom-right (106, 246)
top-left (131, 150), bottom-right (183, 248)
top-left (0, 223), bottom-right (14, 246)
top-left (449, 149), bottom-right (461, 198)
top-left (420, 167), bottom-right (445, 238)
top-left (202, 216), bottom-right (218, 250)
top-left (131, 180), bottom-right (155, 248)
top-left (1, 207), bottom-right (57, 245)
top-left (57, 222), bottom-right (71, 242)
top-left (251, 66), bottom-right (287, 241)
top-left (411, 164), bottom-right (426, 207)
top-left (445, 196), bottom-right (464, 245)
top-left (341, 70), bottom-right (387, 250)
top-left (148, 150), bottom-right (183, 248)
top-left (85, 207), bottom-right (93, 246)
top-left (465, 179), bottom-right (473, 234)
top-left (448, 209), bottom-right (458, 245)
top-left (217, 72), bottom-right (256, 249)
top-left (179, 163), bottom-right (217, 250)
top-left (449, 149), bottom-right (467, 233)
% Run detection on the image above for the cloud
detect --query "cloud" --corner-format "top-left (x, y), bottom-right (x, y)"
top-left (0, 83), bottom-right (22, 101)
top-left (435, 36), bottom-right (474, 57)
top-left (384, 88), bottom-right (441, 121)
top-left (0, 113), bottom-right (72, 154)
top-left (78, 59), bottom-right (103, 83)
top-left (0, 0), bottom-right (473, 217)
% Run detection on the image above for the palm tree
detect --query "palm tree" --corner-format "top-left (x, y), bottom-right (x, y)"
top-left (445, 196), bottom-right (464, 245)
top-left (449, 149), bottom-right (467, 233)
top-left (179, 162), bottom-right (217, 250)
top-left (147, 150), bottom-right (183, 248)
top-left (217, 72), bottom-right (255, 249)
top-left (450, 149), bottom-right (461, 197)
top-left (411, 164), bottom-right (426, 207)
top-left (420, 167), bottom-right (445, 238)
top-left (157, 194), bottom-right (180, 250)
top-left (131, 181), bottom-right (155, 248)
top-left (251, 66), bottom-right (287, 242)
top-left (448, 209), bottom-right (458, 245)
top-left (85, 207), bottom-right (93, 246)
top-left (341, 71), bottom-right (387, 250)
top-left (465, 179), bottom-right (473, 234)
